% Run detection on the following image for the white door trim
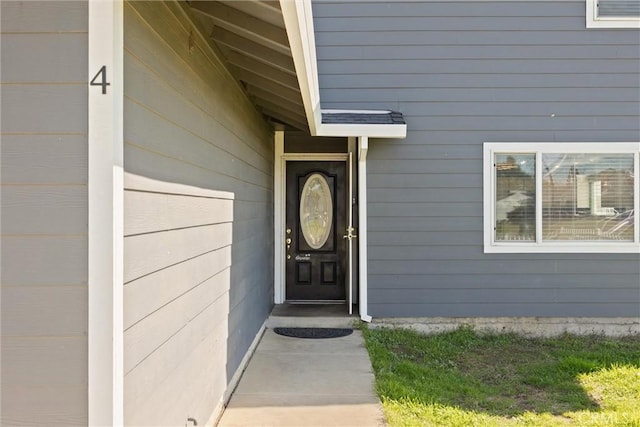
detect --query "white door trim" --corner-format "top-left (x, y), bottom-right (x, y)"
top-left (346, 152), bottom-right (354, 315)
top-left (274, 131), bottom-right (285, 303)
top-left (88, 1), bottom-right (124, 425)
top-left (357, 137), bottom-right (371, 322)
top-left (274, 148), bottom-right (350, 304)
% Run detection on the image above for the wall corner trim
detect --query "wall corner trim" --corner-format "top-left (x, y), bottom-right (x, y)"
top-left (88, 1), bottom-right (124, 425)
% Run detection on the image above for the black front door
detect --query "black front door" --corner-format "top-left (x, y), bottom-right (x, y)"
top-left (285, 161), bottom-right (347, 301)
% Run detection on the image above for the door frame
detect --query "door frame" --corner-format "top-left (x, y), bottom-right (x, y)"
top-left (274, 132), bottom-right (352, 304)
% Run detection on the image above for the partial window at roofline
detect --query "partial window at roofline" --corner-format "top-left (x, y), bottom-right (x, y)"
top-left (586, 0), bottom-right (640, 28)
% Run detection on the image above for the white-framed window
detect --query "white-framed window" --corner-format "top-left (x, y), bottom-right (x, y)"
top-left (483, 143), bottom-right (640, 253)
top-left (586, 0), bottom-right (640, 28)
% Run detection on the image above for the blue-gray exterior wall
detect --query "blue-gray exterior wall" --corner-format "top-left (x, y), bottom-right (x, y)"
top-left (1, 2), bottom-right (89, 425)
top-left (313, 0), bottom-right (640, 318)
top-left (123, 2), bottom-right (273, 424)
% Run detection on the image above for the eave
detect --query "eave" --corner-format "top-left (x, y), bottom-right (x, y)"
top-left (188, 0), bottom-right (309, 132)
top-left (186, 0), bottom-right (406, 138)
top-left (279, 0), bottom-right (407, 139)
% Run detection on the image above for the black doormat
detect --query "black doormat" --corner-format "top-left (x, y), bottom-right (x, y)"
top-left (273, 327), bottom-right (353, 339)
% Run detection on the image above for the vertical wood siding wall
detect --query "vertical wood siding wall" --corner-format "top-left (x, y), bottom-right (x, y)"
top-left (313, 0), bottom-right (640, 317)
top-left (1, 2), bottom-right (89, 425)
top-left (123, 2), bottom-right (273, 425)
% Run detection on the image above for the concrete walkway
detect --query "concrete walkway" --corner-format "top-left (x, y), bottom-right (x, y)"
top-left (217, 328), bottom-right (386, 427)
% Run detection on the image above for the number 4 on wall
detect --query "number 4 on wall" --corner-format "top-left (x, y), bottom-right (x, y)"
top-left (90, 65), bottom-right (111, 94)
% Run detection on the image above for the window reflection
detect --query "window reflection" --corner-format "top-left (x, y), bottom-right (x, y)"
top-left (542, 154), bottom-right (634, 241)
top-left (495, 154), bottom-right (536, 241)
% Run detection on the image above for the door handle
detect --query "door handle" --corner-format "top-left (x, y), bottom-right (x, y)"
top-left (285, 233), bottom-right (292, 260)
top-left (343, 227), bottom-right (357, 240)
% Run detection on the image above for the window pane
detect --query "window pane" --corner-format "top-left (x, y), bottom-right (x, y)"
top-left (495, 154), bottom-right (536, 241)
top-left (542, 153), bottom-right (634, 241)
top-left (300, 173), bottom-right (333, 249)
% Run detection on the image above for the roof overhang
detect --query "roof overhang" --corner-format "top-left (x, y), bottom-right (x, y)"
top-left (280, 0), bottom-right (407, 139)
top-left (186, 0), bottom-right (406, 138)
top-left (320, 110), bottom-right (407, 138)
top-left (188, 1), bottom-right (309, 132)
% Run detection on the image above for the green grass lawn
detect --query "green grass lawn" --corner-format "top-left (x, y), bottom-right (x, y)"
top-left (362, 326), bottom-right (640, 426)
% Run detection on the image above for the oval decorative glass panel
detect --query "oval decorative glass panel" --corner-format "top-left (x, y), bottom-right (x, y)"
top-left (300, 173), bottom-right (333, 249)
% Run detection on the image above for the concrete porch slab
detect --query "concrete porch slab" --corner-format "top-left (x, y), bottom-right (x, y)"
top-left (217, 329), bottom-right (385, 427)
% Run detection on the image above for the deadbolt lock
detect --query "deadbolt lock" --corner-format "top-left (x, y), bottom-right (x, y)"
top-left (286, 238), bottom-right (292, 244)
top-left (286, 228), bottom-right (292, 234)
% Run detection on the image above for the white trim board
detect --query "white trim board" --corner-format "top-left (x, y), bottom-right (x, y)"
top-left (274, 131), bottom-right (285, 304)
top-left (319, 122), bottom-right (407, 139)
top-left (357, 137), bottom-right (371, 322)
top-left (280, 0), bottom-right (320, 134)
top-left (88, 1), bottom-right (124, 425)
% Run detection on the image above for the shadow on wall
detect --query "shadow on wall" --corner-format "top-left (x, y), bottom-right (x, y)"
top-left (225, 186), bottom-right (274, 394)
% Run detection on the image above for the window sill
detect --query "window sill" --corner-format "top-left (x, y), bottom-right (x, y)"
top-left (484, 243), bottom-right (640, 254)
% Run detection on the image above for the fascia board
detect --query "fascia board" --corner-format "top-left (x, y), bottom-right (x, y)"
top-left (318, 122), bottom-right (408, 139)
top-left (280, 0), bottom-right (319, 135)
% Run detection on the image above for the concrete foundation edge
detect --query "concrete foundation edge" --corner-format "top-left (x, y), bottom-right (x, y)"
top-left (205, 321), bottom-right (267, 427)
top-left (371, 317), bottom-right (640, 337)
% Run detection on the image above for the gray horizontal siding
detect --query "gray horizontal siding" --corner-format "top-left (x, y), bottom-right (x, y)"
top-left (2, 186), bottom-right (86, 235)
top-left (313, 0), bottom-right (640, 318)
top-left (1, 85), bottom-right (88, 133)
top-left (370, 303), bottom-right (639, 318)
top-left (2, 237), bottom-right (87, 286)
top-left (1, 135), bottom-right (87, 184)
top-left (369, 273), bottom-right (639, 289)
top-left (314, 1), bottom-right (587, 17)
top-left (319, 59), bottom-right (640, 74)
top-left (0, 1), bottom-right (87, 32)
top-left (372, 288), bottom-right (638, 305)
top-left (123, 2), bottom-right (273, 425)
top-left (318, 31), bottom-right (640, 46)
top-left (320, 75), bottom-right (639, 91)
top-left (318, 46), bottom-right (640, 61)
top-left (0, 1), bottom-right (88, 426)
top-left (321, 87), bottom-right (640, 103)
top-left (1, 33), bottom-right (87, 82)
